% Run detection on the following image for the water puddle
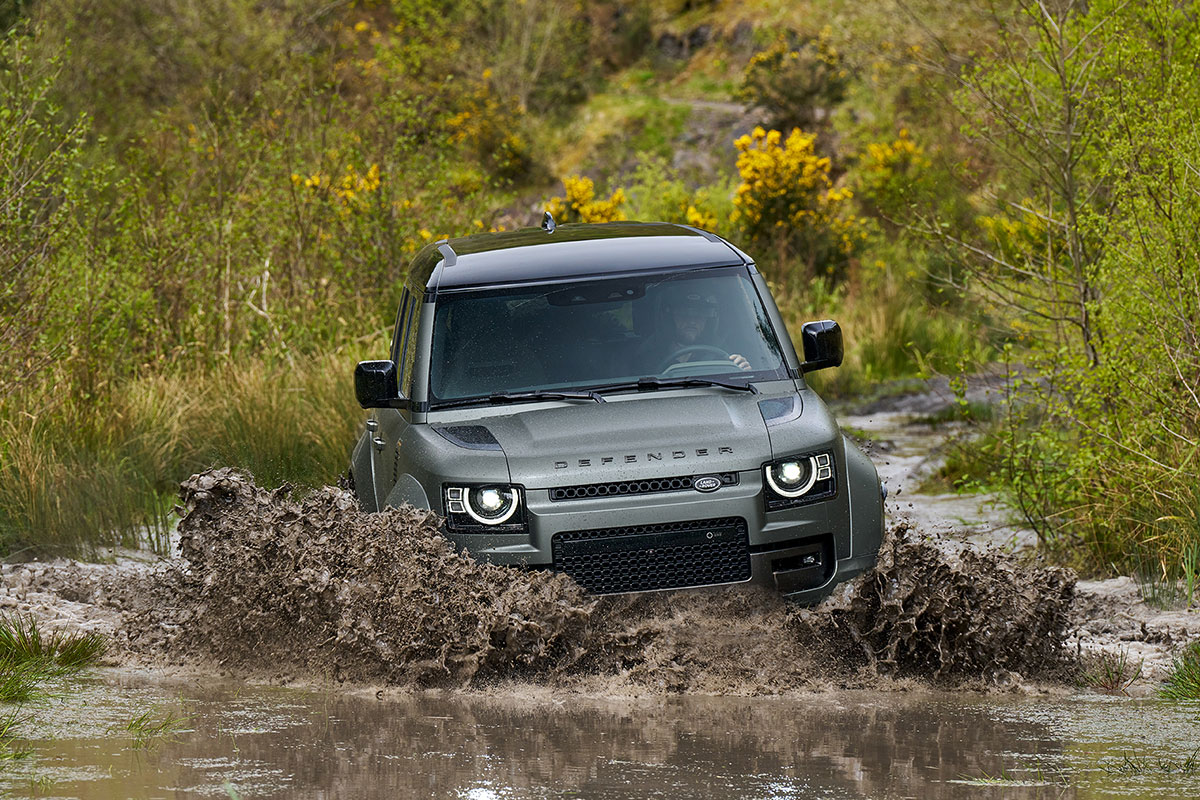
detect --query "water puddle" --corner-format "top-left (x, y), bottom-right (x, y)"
top-left (5, 671), bottom-right (1199, 798)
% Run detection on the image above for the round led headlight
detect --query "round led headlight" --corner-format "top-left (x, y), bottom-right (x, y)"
top-left (464, 485), bottom-right (519, 525)
top-left (765, 458), bottom-right (817, 498)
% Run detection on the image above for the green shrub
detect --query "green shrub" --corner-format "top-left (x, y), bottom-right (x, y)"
top-left (1159, 642), bottom-right (1200, 701)
top-left (736, 29), bottom-right (849, 132)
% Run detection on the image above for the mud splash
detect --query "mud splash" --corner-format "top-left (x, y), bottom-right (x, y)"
top-left (118, 469), bottom-right (1076, 692)
top-left (811, 530), bottom-right (1076, 680)
top-left (164, 470), bottom-right (596, 685)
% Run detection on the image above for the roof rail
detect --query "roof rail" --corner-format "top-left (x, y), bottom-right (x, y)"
top-left (436, 239), bottom-right (457, 267)
top-left (677, 224), bottom-right (723, 243)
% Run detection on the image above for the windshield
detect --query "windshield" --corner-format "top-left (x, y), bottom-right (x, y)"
top-left (428, 267), bottom-right (789, 404)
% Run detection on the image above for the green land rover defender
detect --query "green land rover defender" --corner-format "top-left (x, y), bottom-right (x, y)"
top-left (350, 219), bottom-right (884, 602)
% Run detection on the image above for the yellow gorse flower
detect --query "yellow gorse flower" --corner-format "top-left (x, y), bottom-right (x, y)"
top-left (293, 162), bottom-right (382, 216)
top-left (731, 127), bottom-right (862, 269)
top-left (547, 175), bottom-right (627, 224)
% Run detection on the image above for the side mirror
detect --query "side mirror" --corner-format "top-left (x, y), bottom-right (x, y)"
top-left (355, 360), bottom-right (404, 408)
top-left (800, 320), bottom-right (843, 373)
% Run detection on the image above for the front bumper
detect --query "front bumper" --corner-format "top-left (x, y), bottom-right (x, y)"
top-left (443, 466), bottom-right (879, 603)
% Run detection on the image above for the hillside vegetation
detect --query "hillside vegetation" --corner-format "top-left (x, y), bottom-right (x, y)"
top-left (1, 0), bottom-right (1197, 586)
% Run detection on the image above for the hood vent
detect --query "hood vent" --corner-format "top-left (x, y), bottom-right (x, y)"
top-left (433, 425), bottom-right (502, 451)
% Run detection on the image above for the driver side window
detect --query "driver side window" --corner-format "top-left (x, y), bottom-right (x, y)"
top-left (390, 289), bottom-right (422, 398)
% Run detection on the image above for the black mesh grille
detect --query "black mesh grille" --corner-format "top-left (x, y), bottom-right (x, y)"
top-left (549, 472), bottom-right (738, 502)
top-left (552, 517), bottom-right (750, 594)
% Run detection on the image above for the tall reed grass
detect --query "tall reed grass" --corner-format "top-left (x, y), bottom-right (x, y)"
top-left (0, 350), bottom-right (367, 557)
top-left (771, 269), bottom-right (991, 397)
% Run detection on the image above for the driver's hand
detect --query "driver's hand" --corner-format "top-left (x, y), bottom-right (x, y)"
top-left (729, 353), bottom-right (751, 371)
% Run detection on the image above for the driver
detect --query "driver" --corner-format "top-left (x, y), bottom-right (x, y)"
top-left (637, 287), bottom-right (751, 373)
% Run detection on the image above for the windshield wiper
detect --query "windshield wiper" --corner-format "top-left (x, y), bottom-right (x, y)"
top-left (590, 376), bottom-right (759, 396)
top-left (431, 390), bottom-right (606, 410)
top-left (489, 390), bottom-right (606, 404)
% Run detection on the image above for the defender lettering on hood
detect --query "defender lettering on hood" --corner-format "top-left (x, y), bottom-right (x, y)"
top-left (554, 447), bottom-right (732, 469)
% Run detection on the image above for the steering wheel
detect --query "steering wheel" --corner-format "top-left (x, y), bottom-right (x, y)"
top-left (657, 344), bottom-right (732, 373)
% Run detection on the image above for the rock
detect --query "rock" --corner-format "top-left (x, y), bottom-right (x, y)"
top-left (657, 32), bottom-right (686, 60)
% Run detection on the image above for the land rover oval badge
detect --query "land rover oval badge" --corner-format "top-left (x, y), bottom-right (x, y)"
top-left (693, 475), bottom-right (722, 493)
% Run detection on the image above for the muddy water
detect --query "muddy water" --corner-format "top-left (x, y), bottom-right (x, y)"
top-left (7, 671), bottom-right (1200, 799)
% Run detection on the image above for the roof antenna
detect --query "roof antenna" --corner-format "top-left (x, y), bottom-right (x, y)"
top-left (541, 210), bottom-right (556, 233)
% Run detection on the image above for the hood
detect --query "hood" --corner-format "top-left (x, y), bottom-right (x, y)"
top-left (480, 392), bottom-right (771, 487)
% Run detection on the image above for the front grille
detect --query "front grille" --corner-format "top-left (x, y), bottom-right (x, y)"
top-left (549, 472), bottom-right (738, 502)
top-left (552, 517), bottom-right (750, 594)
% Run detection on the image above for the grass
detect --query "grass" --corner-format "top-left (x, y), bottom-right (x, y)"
top-left (1077, 649), bottom-right (1143, 696)
top-left (0, 349), bottom-right (366, 558)
top-left (1101, 749), bottom-right (1200, 777)
top-left (1158, 642), bottom-right (1200, 701)
top-left (774, 269), bottom-right (993, 401)
top-left (0, 613), bottom-right (108, 671)
top-left (916, 425), bottom-right (1003, 495)
top-left (0, 614), bottom-right (108, 703)
top-left (0, 711), bottom-right (32, 767)
top-left (953, 765), bottom-right (1067, 789)
top-left (123, 709), bottom-right (189, 750)
top-left (545, 91), bottom-right (691, 180)
top-left (1134, 540), bottom-right (1200, 611)
top-left (0, 647), bottom-right (84, 783)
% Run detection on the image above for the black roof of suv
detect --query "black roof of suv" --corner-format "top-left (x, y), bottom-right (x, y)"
top-left (409, 222), bottom-right (753, 292)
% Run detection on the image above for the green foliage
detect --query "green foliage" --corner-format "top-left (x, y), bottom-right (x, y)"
top-left (122, 709), bottom-right (189, 749)
top-left (736, 29), bottom-right (849, 132)
top-left (26, 0), bottom-right (1200, 583)
top-left (852, 131), bottom-right (934, 227)
top-left (1159, 642), bottom-right (1200, 701)
top-left (1077, 649), bottom-right (1142, 695)
top-left (0, 711), bottom-right (31, 765)
top-left (773, 265), bottom-right (990, 397)
top-left (0, 35), bottom-right (96, 401)
top-left (0, 352), bottom-right (365, 555)
top-left (0, 614), bottom-right (107, 672)
top-left (1101, 749), bottom-right (1200, 777)
top-left (954, 0), bottom-right (1200, 574)
top-left (625, 155), bottom-right (735, 232)
top-left (2, 1), bottom-right (654, 556)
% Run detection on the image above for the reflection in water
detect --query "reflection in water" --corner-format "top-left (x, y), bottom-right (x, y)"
top-left (7, 673), bottom-right (1200, 799)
